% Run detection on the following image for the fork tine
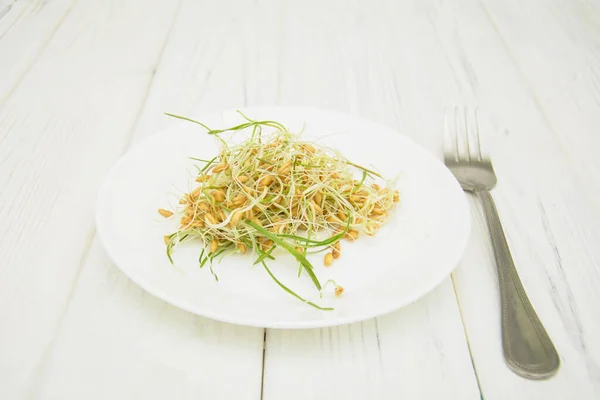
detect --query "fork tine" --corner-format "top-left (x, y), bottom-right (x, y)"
top-left (464, 106), bottom-right (488, 162)
top-left (474, 108), bottom-right (485, 161)
top-left (445, 106), bottom-right (482, 163)
top-left (462, 107), bottom-right (472, 162)
top-left (454, 106), bottom-right (471, 162)
top-left (465, 107), bottom-right (482, 161)
top-left (444, 106), bottom-right (459, 162)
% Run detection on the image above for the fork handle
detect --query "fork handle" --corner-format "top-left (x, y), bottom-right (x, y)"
top-left (477, 190), bottom-right (560, 379)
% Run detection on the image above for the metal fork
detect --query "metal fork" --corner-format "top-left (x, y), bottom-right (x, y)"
top-left (444, 106), bottom-right (560, 380)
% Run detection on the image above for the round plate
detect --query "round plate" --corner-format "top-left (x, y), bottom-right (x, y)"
top-left (96, 107), bottom-right (470, 328)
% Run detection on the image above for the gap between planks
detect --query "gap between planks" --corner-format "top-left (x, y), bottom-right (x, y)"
top-left (451, 271), bottom-right (485, 399)
top-left (260, 329), bottom-right (268, 400)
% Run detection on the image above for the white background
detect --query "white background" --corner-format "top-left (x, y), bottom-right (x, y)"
top-left (1, 0), bottom-right (599, 399)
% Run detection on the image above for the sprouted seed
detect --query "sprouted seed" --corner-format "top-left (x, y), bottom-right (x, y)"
top-left (160, 111), bottom-right (400, 310)
top-left (158, 209), bottom-right (174, 218)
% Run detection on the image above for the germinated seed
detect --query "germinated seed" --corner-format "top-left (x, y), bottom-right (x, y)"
top-left (158, 209), bottom-right (174, 218)
top-left (210, 239), bottom-right (218, 253)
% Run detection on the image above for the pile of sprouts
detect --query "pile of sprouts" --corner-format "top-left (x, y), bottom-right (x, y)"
top-left (157, 111), bottom-right (400, 310)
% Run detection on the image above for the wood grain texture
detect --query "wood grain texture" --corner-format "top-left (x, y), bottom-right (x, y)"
top-left (27, 0), bottom-right (480, 398)
top-left (23, 1), bottom-right (267, 399)
top-left (481, 0), bottom-right (600, 190)
top-left (29, 239), bottom-right (264, 399)
top-left (0, 0), bottom-right (75, 104)
top-left (264, 284), bottom-right (479, 400)
top-left (429, 0), bottom-right (600, 398)
top-left (0, 0), bottom-right (185, 398)
top-left (1, 0), bottom-right (600, 398)
top-left (263, 1), bottom-right (480, 399)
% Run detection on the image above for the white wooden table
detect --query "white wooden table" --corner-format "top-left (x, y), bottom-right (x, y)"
top-left (1, 0), bottom-right (600, 398)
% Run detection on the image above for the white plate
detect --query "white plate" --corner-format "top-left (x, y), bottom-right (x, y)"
top-left (96, 107), bottom-right (470, 328)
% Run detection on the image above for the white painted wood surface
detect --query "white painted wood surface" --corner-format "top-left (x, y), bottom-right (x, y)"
top-left (0, 0), bottom-right (599, 399)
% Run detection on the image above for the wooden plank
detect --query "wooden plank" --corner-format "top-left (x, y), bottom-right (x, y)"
top-left (0, 0), bottom-right (75, 104)
top-left (24, 1), bottom-right (267, 399)
top-left (130, 0), bottom-right (282, 143)
top-left (264, 284), bottom-right (479, 400)
top-left (0, 0), bottom-right (184, 398)
top-left (480, 0), bottom-right (600, 194)
top-left (29, 239), bottom-right (264, 399)
top-left (2, 0), bottom-right (598, 398)
top-left (429, 0), bottom-right (600, 397)
top-left (262, 1), bottom-right (481, 398)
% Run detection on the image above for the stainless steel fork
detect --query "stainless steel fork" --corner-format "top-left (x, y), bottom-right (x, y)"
top-left (444, 106), bottom-right (560, 380)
